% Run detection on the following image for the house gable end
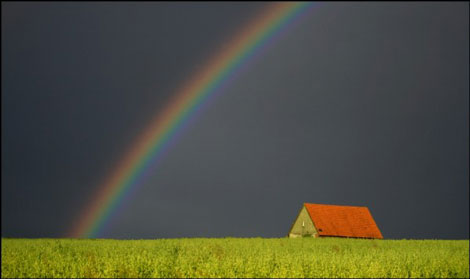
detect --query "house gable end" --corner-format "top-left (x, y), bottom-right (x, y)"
top-left (288, 205), bottom-right (318, 238)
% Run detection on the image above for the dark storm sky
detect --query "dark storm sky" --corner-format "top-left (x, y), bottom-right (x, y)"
top-left (2, 2), bottom-right (468, 239)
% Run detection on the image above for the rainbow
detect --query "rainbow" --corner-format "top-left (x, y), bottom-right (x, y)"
top-left (70, 2), bottom-right (315, 238)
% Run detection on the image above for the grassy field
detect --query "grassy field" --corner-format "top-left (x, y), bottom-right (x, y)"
top-left (1, 237), bottom-right (468, 278)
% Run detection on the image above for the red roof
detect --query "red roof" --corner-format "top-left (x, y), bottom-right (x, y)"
top-left (304, 203), bottom-right (383, 239)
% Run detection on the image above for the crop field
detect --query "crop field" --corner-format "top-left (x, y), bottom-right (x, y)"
top-left (1, 237), bottom-right (468, 278)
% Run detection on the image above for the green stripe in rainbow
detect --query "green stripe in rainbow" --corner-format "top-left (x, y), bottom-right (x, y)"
top-left (70, 2), bottom-right (315, 238)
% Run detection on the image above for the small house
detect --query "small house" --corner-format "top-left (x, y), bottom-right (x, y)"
top-left (288, 203), bottom-right (383, 239)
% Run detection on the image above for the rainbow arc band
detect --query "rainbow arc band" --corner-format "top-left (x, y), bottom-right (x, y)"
top-left (70, 2), bottom-right (315, 238)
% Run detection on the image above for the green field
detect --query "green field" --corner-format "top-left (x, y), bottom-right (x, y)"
top-left (1, 237), bottom-right (468, 278)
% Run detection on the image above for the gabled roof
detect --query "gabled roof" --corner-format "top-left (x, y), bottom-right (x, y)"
top-left (304, 203), bottom-right (383, 239)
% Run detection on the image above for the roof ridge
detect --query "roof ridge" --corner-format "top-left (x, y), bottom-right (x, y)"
top-left (304, 202), bottom-right (368, 208)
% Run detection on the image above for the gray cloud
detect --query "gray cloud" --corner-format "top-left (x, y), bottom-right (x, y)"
top-left (2, 2), bottom-right (468, 239)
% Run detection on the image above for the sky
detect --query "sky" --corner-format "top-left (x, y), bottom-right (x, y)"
top-left (2, 2), bottom-right (468, 239)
